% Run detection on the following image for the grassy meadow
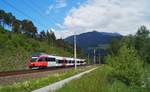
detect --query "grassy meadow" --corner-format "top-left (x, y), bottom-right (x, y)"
top-left (56, 65), bottom-right (149, 92)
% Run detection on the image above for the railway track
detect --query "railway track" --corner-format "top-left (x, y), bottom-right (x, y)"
top-left (0, 65), bottom-right (87, 77)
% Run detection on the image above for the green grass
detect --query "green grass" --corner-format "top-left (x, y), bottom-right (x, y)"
top-left (56, 65), bottom-right (149, 92)
top-left (0, 66), bottom-right (94, 92)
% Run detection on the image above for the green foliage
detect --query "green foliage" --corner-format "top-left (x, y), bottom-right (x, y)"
top-left (106, 45), bottom-right (144, 86)
top-left (57, 66), bottom-right (149, 92)
top-left (0, 9), bottom-right (84, 65)
top-left (12, 19), bottom-right (21, 33)
top-left (134, 26), bottom-right (150, 64)
top-left (0, 10), bottom-right (13, 27)
top-left (141, 40), bottom-right (150, 64)
top-left (21, 19), bottom-right (37, 36)
top-left (0, 25), bottom-right (76, 71)
top-left (0, 9), bottom-right (37, 36)
top-left (106, 25), bottom-right (150, 90)
top-left (108, 38), bottom-right (122, 55)
top-left (108, 26), bottom-right (150, 64)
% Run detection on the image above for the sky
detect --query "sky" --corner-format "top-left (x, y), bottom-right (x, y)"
top-left (0, 0), bottom-right (150, 38)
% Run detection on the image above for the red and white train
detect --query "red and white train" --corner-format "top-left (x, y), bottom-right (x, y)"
top-left (28, 53), bottom-right (86, 69)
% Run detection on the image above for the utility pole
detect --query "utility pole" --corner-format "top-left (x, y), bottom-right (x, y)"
top-left (88, 53), bottom-right (89, 64)
top-left (93, 49), bottom-right (96, 64)
top-left (99, 53), bottom-right (101, 64)
top-left (74, 33), bottom-right (77, 70)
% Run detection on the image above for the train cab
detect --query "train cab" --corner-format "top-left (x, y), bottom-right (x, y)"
top-left (29, 55), bottom-right (56, 69)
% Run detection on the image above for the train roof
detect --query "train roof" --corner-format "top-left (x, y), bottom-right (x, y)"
top-left (32, 53), bottom-right (47, 57)
top-left (32, 53), bottom-right (85, 61)
top-left (66, 57), bottom-right (74, 60)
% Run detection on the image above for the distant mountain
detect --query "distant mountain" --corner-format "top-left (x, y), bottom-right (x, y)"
top-left (64, 31), bottom-right (122, 56)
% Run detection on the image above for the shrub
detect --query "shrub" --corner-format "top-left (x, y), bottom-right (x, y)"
top-left (106, 45), bottom-right (144, 87)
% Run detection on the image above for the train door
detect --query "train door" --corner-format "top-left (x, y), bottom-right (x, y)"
top-left (62, 58), bottom-right (67, 67)
top-left (47, 57), bottom-right (56, 67)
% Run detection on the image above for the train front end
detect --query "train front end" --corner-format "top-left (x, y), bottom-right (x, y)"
top-left (28, 56), bottom-right (38, 69)
top-left (28, 54), bottom-right (48, 69)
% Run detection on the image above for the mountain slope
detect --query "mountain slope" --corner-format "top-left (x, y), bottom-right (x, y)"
top-left (65, 31), bottom-right (122, 55)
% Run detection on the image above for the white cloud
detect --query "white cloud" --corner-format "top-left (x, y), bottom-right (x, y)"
top-left (54, 30), bottom-right (74, 39)
top-left (46, 0), bottom-right (67, 14)
top-left (55, 0), bottom-right (150, 38)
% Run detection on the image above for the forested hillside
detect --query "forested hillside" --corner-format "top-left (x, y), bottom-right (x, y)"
top-left (104, 25), bottom-right (150, 91)
top-left (65, 31), bottom-right (122, 63)
top-left (0, 9), bottom-right (84, 71)
top-left (65, 31), bottom-right (121, 49)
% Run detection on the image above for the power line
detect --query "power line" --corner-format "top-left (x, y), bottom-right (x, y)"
top-left (99, 53), bottom-right (101, 64)
top-left (23, 0), bottom-right (60, 30)
top-left (21, 0), bottom-right (49, 29)
top-left (3, 0), bottom-right (33, 20)
top-left (22, 0), bottom-right (47, 21)
top-left (88, 53), bottom-right (90, 64)
top-left (2, 0), bottom-right (46, 30)
top-left (30, 0), bottom-right (46, 13)
top-left (30, 0), bottom-right (59, 26)
top-left (94, 49), bottom-right (96, 64)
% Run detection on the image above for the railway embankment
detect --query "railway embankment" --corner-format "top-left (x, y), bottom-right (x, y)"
top-left (0, 65), bottom-right (95, 92)
top-left (0, 25), bottom-right (84, 72)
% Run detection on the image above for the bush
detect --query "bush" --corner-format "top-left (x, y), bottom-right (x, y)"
top-left (106, 45), bottom-right (144, 87)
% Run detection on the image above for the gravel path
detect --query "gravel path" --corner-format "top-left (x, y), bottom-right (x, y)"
top-left (32, 67), bottom-right (98, 92)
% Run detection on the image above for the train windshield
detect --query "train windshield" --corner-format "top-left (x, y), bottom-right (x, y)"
top-left (31, 57), bottom-right (38, 62)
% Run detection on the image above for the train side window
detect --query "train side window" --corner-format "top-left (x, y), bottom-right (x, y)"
top-left (38, 58), bottom-right (42, 61)
top-left (65, 60), bottom-right (67, 63)
top-left (69, 60), bottom-right (71, 63)
top-left (65, 60), bottom-right (69, 63)
top-left (51, 58), bottom-right (56, 61)
top-left (47, 58), bottom-right (56, 62)
top-left (58, 60), bottom-right (63, 63)
top-left (67, 60), bottom-right (70, 63)
top-left (38, 57), bottom-right (46, 61)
